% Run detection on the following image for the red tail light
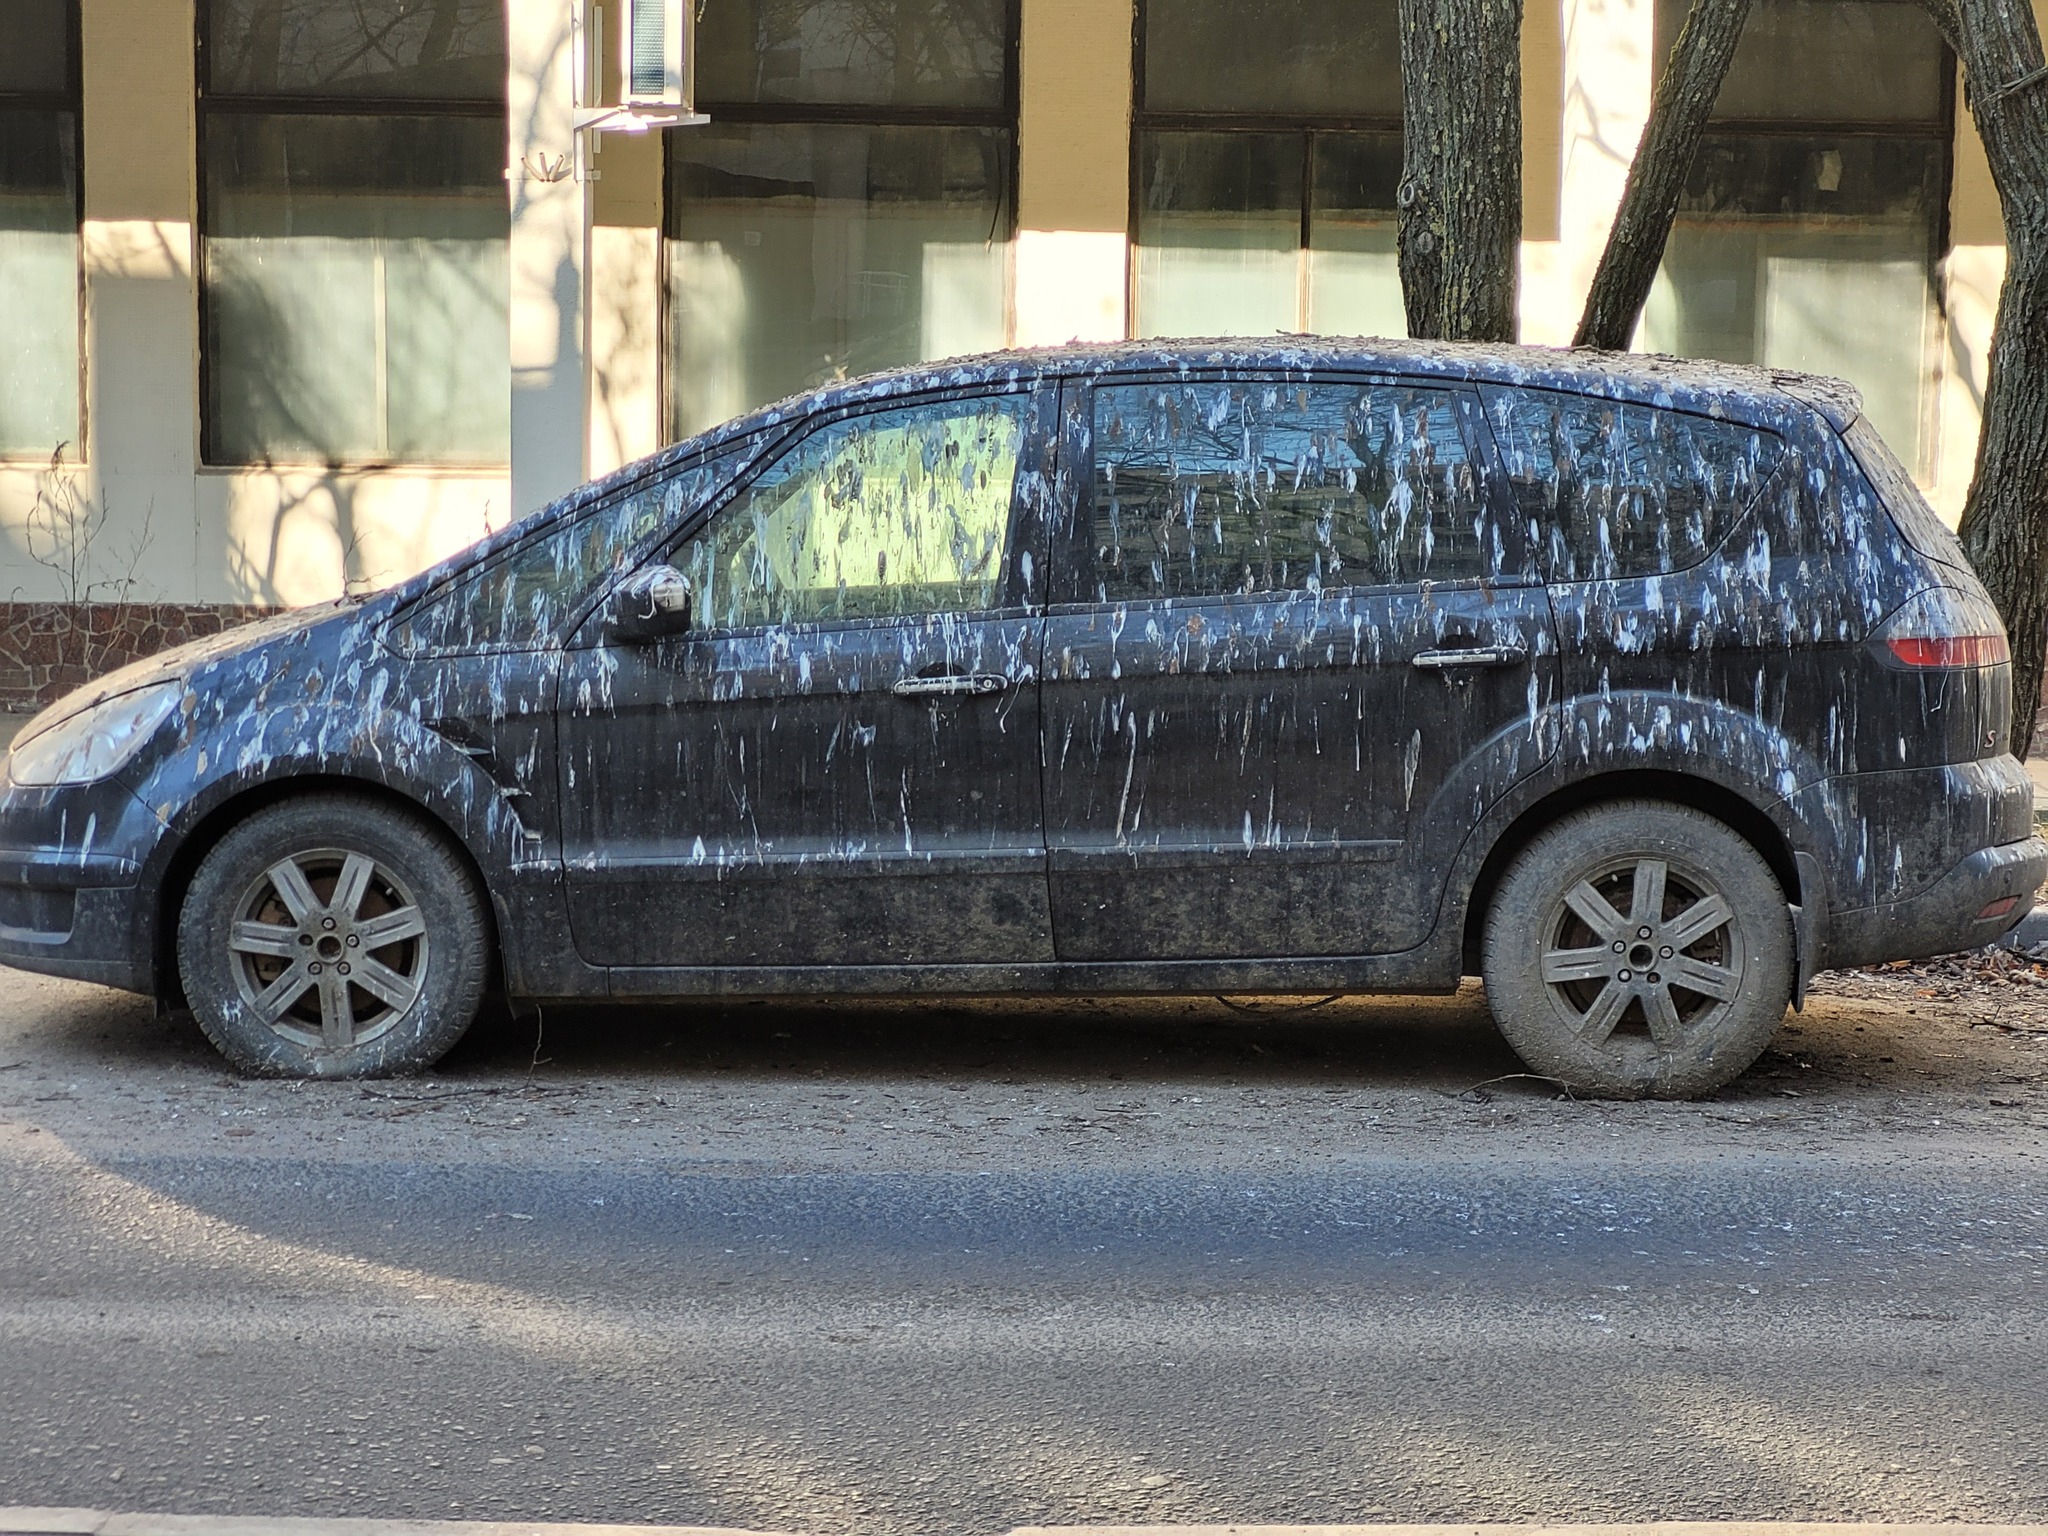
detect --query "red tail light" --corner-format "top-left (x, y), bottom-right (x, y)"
top-left (1878, 588), bottom-right (2011, 670)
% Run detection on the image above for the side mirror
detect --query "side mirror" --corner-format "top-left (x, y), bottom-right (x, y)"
top-left (605, 564), bottom-right (694, 644)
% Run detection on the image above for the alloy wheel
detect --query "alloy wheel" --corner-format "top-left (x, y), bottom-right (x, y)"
top-left (225, 847), bottom-right (430, 1050)
top-left (1537, 856), bottom-right (1744, 1049)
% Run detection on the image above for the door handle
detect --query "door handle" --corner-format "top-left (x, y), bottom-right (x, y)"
top-left (1411, 645), bottom-right (1528, 670)
top-left (892, 672), bottom-right (1011, 698)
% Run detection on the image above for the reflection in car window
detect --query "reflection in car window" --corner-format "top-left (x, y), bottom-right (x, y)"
top-left (1483, 387), bottom-right (1782, 581)
top-left (676, 395), bottom-right (1027, 629)
top-left (1089, 379), bottom-right (1490, 602)
top-left (392, 449), bottom-right (741, 651)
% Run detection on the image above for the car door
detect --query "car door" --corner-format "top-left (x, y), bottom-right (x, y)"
top-left (1040, 371), bottom-right (1559, 962)
top-left (558, 385), bottom-right (1057, 972)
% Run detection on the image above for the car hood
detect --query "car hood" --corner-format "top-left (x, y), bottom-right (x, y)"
top-left (11, 600), bottom-right (362, 747)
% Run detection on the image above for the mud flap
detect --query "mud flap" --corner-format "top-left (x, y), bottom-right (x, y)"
top-left (1790, 851), bottom-right (1825, 1011)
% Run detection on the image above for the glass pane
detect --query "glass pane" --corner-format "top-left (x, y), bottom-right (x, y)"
top-left (1307, 132), bottom-right (1404, 337)
top-left (203, 113), bottom-right (509, 465)
top-left (677, 395), bottom-right (1026, 627)
top-left (0, 109), bottom-right (79, 456)
top-left (697, 0), bottom-right (1010, 109)
top-left (206, 0), bottom-right (505, 100)
top-left (0, 0), bottom-right (72, 94)
top-left (1143, 0), bottom-right (1401, 116)
top-left (665, 123), bottom-right (1010, 440)
top-left (1481, 387), bottom-right (1783, 581)
top-left (1656, 0), bottom-right (1946, 124)
top-left (1643, 134), bottom-right (1940, 473)
top-left (1134, 131), bottom-right (1301, 339)
top-left (393, 449), bottom-right (741, 651)
top-left (1090, 380), bottom-right (1490, 602)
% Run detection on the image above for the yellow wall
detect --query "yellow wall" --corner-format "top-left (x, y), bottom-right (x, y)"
top-left (1013, 0), bottom-right (1135, 345)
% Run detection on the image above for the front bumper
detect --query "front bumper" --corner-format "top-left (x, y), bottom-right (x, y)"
top-left (0, 778), bottom-right (170, 995)
top-left (1823, 834), bottom-right (2048, 970)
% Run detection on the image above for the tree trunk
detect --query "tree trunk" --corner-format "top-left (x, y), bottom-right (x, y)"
top-left (1396, 0), bottom-right (1523, 342)
top-left (1924, 0), bottom-right (2048, 757)
top-left (1573, 0), bottom-right (1751, 350)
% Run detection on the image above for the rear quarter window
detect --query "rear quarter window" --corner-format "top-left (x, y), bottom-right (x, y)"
top-left (1481, 386), bottom-right (1783, 581)
top-left (1842, 414), bottom-right (1973, 576)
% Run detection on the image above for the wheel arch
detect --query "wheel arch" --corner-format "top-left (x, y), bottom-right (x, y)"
top-left (151, 774), bottom-right (505, 1007)
top-left (1459, 769), bottom-right (1802, 973)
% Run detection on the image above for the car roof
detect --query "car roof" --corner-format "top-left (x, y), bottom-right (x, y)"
top-left (677, 336), bottom-right (1862, 460)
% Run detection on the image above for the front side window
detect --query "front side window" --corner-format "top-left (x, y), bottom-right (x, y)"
top-left (199, 0), bottom-right (509, 466)
top-left (1088, 379), bottom-right (1490, 602)
top-left (666, 0), bottom-right (1016, 441)
top-left (675, 394), bottom-right (1027, 629)
top-left (391, 448), bottom-right (746, 652)
top-left (1133, 0), bottom-right (1404, 342)
top-left (1483, 387), bottom-right (1783, 581)
top-left (0, 0), bottom-right (79, 458)
top-left (1641, 0), bottom-right (1948, 479)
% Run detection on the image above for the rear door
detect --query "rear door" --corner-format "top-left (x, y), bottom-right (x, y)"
top-left (558, 385), bottom-right (1058, 971)
top-left (1040, 371), bottom-right (1558, 962)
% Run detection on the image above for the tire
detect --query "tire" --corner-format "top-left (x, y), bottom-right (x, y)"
top-left (1481, 800), bottom-right (1792, 1099)
top-left (177, 794), bottom-right (490, 1079)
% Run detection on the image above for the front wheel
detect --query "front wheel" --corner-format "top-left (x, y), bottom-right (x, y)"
top-left (177, 794), bottom-right (490, 1078)
top-left (1481, 800), bottom-right (1792, 1099)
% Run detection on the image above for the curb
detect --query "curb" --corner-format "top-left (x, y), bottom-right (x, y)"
top-left (10, 1518), bottom-right (2048, 1536)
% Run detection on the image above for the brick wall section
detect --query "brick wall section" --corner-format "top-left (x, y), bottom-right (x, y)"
top-left (0, 602), bottom-right (280, 714)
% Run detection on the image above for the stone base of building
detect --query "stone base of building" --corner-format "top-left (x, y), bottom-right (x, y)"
top-left (0, 602), bottom-right (280, 715)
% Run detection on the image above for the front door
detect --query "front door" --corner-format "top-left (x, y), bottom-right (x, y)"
top-left (559, 387), bottom-right (1056, 970)
top-left (1041, 372), bottom-right (1559, 962)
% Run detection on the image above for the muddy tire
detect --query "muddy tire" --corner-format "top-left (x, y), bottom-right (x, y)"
top-left (1481, 800), bottom-right (1791, 1099)
top-left (177, 795), bottom-right (489, 1079)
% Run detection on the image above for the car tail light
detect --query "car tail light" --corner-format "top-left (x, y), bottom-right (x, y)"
top-left (1878, 588), bottom-right (2011, 670)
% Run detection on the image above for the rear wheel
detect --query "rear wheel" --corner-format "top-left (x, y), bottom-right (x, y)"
top-left (177, 795), bottom-right (489, 1078)
top-left (1481, 800), bottom-right (1791, 1099)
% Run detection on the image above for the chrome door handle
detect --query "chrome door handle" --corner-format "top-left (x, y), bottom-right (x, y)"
top-left (1412, 645), bottom-right (1528, 670)
top-left (892, 672), bottom-right (1011, 698)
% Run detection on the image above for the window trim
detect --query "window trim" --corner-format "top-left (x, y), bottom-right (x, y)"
top-left (1053, 369), bottom-right (1519, 610)
top-left (193, 1), bottom-right (510, 471)
top-left (0, 0), bottom-right (85, 465)
top-left (1128, 0), bottom-right (1403, 338)
top-left (658, 0), bottom-right (1024, 449)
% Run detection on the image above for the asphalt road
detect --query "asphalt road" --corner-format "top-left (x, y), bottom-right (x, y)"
top-left (3, 965), bottom-right (2048, 1534)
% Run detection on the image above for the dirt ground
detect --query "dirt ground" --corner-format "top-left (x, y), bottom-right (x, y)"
top-left (5, 944), bottom-right (2048, 1173)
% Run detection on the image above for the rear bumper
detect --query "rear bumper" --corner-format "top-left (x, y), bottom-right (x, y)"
top-left (1823, 834), bottom-right (2048, 969)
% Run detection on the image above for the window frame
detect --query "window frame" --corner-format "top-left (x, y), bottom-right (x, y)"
top-left (192, 0), bottom-right (510, 471)
top-left (658, 0), bottom-right (1024, 447)
top-left (1051, 370), bottom-right (1525, 611)
top-left (1127, 0), bottom-right (1403, 338)
top-left (0, 0), bottom-right (85, 464)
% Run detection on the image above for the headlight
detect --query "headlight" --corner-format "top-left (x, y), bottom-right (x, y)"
top-left (7, 683), bottom-right (185, 787)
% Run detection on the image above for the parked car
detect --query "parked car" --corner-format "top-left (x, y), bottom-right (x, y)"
top-left (0, 340), bottom-right (2038, 1096)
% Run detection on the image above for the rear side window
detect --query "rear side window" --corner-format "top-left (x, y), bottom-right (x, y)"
top-left (1088, 377), bottom-right (1494, 603)
top-left (1483, 386), bottom-right (1782, 580)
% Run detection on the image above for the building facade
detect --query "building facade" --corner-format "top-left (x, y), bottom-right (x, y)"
top-left (0, 0), bottom-right (2027, 707)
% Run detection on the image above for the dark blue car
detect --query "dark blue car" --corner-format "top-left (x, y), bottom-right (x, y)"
top-left (0, 340), bottom-right (2038, 1097)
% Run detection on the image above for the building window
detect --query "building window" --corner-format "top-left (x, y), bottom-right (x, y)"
top-left (1643, 0), bottom-right (1950, 477)
top-left (0, 0), bottom-right (81, 459)
top-left (197, 0), bottom-right (510, 467)
top-left (665, 0), bottom-right (1017, 441)
top-left (1132, 0), bottom-right (1405, 341)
